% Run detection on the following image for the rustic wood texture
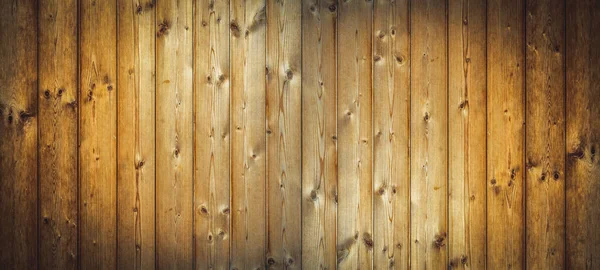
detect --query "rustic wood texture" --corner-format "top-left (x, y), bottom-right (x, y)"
top-left (336, 0), bottom-right (373, 268)
top-left (194, 0), bottom-right (230, 269)
top-left (38, 0), bottom-right (78, 268)
top-left (4, 0), bottom-right (600, 268)
top-left (155, 0), bottom-right (193, 268)
top-left (566, 0), bottom-right (600, 268)
top-left (487, 0), bottom-right (525, 268)
top-left (230, 0), bottom-right (267, 268)
top-left (0, 0), bottom-right (38, 268)
top-left (266, 0), bottom-right (302, 268)
top-left (301, 0), bottom-right (338, 268)
top-left (448, 0), bottom-right (487, 269)
top-left (373, 0), bottom-right (410, 268)
top-left (526, 0), bottom-right (565, 268)
top-left (117, 0), bottom-right (156, 269)
top-left (78, 0), bottom-right (118, 268)
top-left (410, 0), bottom-right (448, 268)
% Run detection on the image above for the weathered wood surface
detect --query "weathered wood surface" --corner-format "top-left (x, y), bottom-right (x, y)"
top-left (0, 0), bottom-right (599, 268)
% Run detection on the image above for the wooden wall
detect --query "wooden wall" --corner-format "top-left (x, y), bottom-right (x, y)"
top-left (0, 0), bottom-right (599, 269)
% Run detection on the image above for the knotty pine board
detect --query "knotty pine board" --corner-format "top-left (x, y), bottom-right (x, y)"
top-left (0, 0), bottom-right (598, 269)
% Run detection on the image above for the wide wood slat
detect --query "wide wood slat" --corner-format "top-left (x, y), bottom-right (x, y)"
top-left (78, 0), bottom-right (118, 268)
top-left (230, 0), bottom-right (267, 268)
top-left (194, 0), bottom-right (231, 269)
top-left (448, 0), bottom-right (487, 269)
top-left (373, 0), bottom-right (410, 268)
top-left (155, 0), bottom-right (193, 268)
top-left (301, 0), bottom-right (338, 268)
top-left (266, 0), bottom-right (302, 268)
top-left (526, 0), bottom-right (565, 268)
top-left (487, 0), bottom-right (525, 268)
top-left (0, 0), bottom-right (38, 268)
top-left (566, 0), bottom-right (600, 268)
top-left (38, 0), bottom-right (78, 268)
top-left (117, 0), bottom-right (156, 269)
top-left (2, 0), bottom-right (600, 268)
top-left (336, 0), bottom-right (373, 268)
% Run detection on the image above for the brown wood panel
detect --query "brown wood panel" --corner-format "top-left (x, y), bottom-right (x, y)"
top-left (525, 0), bottom-right (565, 268)
top-left (410, 0), bottom-right (448, 268)
top-left (0, 0), bottom-right (38, 268)
top-left (117, 0), bottom-right (156, 269)
top-left (194, 0), bottom-right (231, 268)
top-left (566, 0), bottom-right (600, 268)
top-left (373, 0), bottom-right (410, 268)
top-left (448, 0), bottom-right (487, 269)
top-left (336, 0), bottom-right (373, 268)
top-left (38, 0), bottom-right (78, 268)
top-left (301, 0), bottom-right (338, 268)
top-left (79, 0), bottom-right (118, 268)
top-left (230, 0), bottom-right (267, 268)
top-left (155, 0), bottom-right (193, 268)
top-left (486, 0), bottom-right (525, 268)
top-left (266, 0), bottom-right (302, 268)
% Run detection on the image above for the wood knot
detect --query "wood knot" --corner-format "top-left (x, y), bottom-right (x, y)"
top-left (459, 100), bottom-right (468, 109)
top-left (568, 146), bottom-right (585, 159)
top-left (363, 233), bottom-right (374, 249)
top-left (199, 206), bottom-right (209, 215)
top-left (44, 89), bottom-right (51, 99)
top-left (286, 69), bottom-right (293, 80)
top-left (222, 207), bottom-right (230, 215)
top-left (553, 171), bottom-right (560, 180)
top-left (136, 4), bottom-right (143, 14)
top-left (286, 257), bottom-right (295, 266)
top-left (373, 55), bottom-right (382, 62)
top-left (434, 233), bottom-right (446, 248)
top-left (310, 190), bottom-right (318, 201)
top-left (328, 4), bottom-right (336, 12)
top-left (230, 22), bottom-right (240, 37)
top-left (57, 88), bottom-right (64, 97)
top-left (267, 257), bottom-right (276, 266)
top-left (424, 112), bottom-right (430, 122)
top-left (461, 255), bottom-right (468, 265)
top-left (157, 20), bottom-right (170, 37)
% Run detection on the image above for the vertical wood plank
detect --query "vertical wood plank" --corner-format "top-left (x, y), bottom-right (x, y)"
top-left (525, 0), bottom-right (565, 268)
top-left (410, 0), bottom-right (448, 268)
top-left (39, 0), bottom-right (78, 268)
top-left (117, 0), bottom-right (156, 269)
top-left (0, 0), bottom-right (38, 268)
top-left (448, 0), bottom-right (487, 268)
top-left (155, 0), bottom-right (193, 268)
top-left (230, 0), bottom-right (267, 268)
top-left (373, 0), bottom-right (410, 268)
top-left (79, 0), bottom-right (118, 267)
top-left (301, 0), bottom-right (338, 268)
top-left (566, 0), bottom-right (600, 268)
top-left (486, 0), bottom-right (525, 268)
top-left (194, 0), bottom-right (230, 268)
top-left (336, 0), bottom-right (373, 268)
top-left (266, 0), bottom-right (302, 268)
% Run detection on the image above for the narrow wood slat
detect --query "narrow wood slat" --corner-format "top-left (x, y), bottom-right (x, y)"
top-left (301, 0), bottom-right (338, 268)
top-left (486, 0), bottom-right (525, 268)
top-left (410, 0), bottom-right (448, 268)
top-left (566, 0), bottom-right (600, 268)
top-left (336, 0), bottom-right (373, 268)
top-left (194, 0), bottom-right (231, 268)
top-left (525, 0), bottom-right (565, 268)
top-left (155, 0), bottom-right (193, 268)
top-left (117, 0), bottom-right (156, 269)
top-left (373, 0), bottom-right (410, 268)
top-left (79, 0), bottom-right (118, 267)
top-left (0, 0), bottom-right (38, 268)
top-left (266, 0), bottom-right (302, 268)
top-left (448, 0), bottom-right (487, 268)
top-left (39, 0), bottom-right (78, 268)
top-left (230, 0), bottom-right (267, 268)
